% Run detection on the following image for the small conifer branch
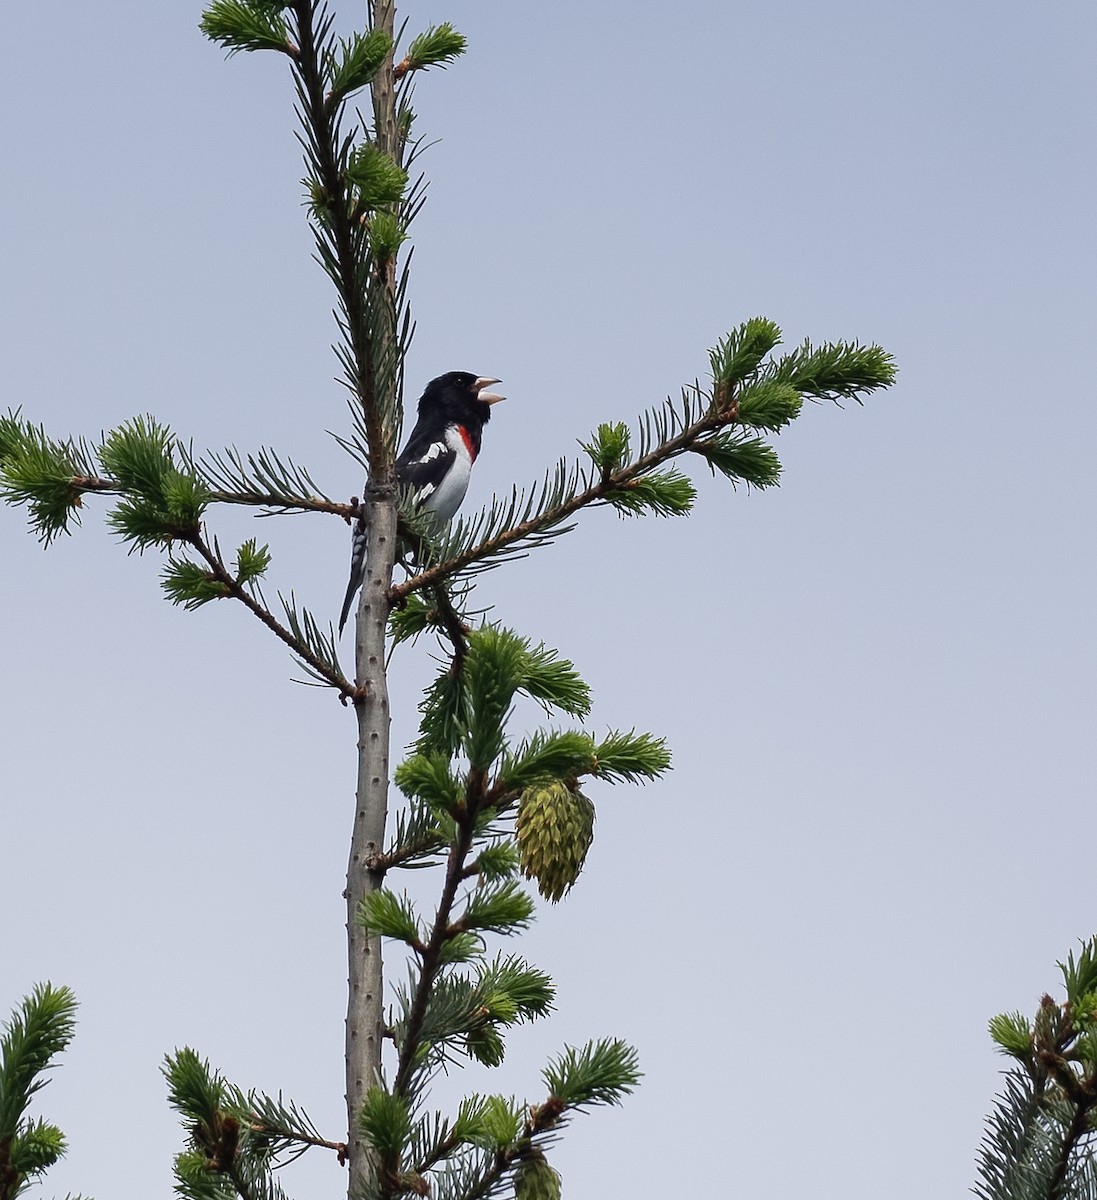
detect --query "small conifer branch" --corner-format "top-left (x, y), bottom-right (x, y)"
top-left (977, 938), bottom-right (1097, 1200)
top-left (81, 472), bottom-right (352, 518)
top-left (187, 443), bottom-right (351, 515)
top-left (428, 584), bottom-right (472, 662)
top-left (1047, 1099), bottom-right (1096, 1200)
top-left (390, 810), bottom-right (481, 1104)
top-left (393, 340), bottom-right (895, 600)
top-left (392, 23), bottom-right (467, 81)
top-left (407, 1129), bottom-right (463, 1179)
top-left (453, 1042), bottom-right (637, 1200)
top-left (388, 390), bottom-right (764, 602)
top-left (8, 464), bottom-right (352, 520)
top-left (200, 1), bottom-right (298, 58)
top-left (0, 984), bottom-right (78, 1200)
top-left (326, 28), bottom-right (393, 107)
top-left (369, 789), bottom-right (451, 873)
top-left (186, 529), bottom-right (356, 698)
top-left (210, 490), bottom-right (351, 516)
top-left (247, 1119), bottom-right (346, 1159)
top-left (56, 474), bottom-right (117, 497)
top-left (383, 768), bottom-right (539, 1120)
top-left (165, 1048), bottom-right (343, 1197)
top-left (2, 412), bottom-right (357, 533)
top-left (370, 832), bottom-right (446, 874)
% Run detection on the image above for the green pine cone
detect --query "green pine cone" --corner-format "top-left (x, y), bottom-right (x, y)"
top-left (516, 780), bottom-right (595, 902)
top-left (514, 1152), bottom-right (562, 1200)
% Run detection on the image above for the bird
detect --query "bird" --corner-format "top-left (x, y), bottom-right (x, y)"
top-left (338, 371), bottom-right (505, 634)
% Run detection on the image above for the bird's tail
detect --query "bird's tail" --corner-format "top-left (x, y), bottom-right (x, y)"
top-left (338, 513), bottom-right (368, 635)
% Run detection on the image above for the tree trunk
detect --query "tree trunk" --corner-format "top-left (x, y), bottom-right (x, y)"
top-left (345, 3), bottom-right (399, 1192)
top-left (344, 489), bottom-right (397, 1193)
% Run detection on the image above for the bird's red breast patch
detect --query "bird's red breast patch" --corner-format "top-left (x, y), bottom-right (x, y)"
top-left (457, 425), bottom-right (477, 462)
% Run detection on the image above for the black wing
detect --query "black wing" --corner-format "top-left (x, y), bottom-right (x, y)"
top-left (396, 433), bottom-right (455, 509)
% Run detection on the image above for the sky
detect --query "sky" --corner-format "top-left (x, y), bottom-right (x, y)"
top-left (2, 1), bottom-right (1096, 1197)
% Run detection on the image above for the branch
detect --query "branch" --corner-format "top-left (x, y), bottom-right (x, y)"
top-left (369, 829), bottom-right (447, 875)
top-left (249, 1121), bottom-right (347, 1160)
top-left (390, 805), bottom-right (480, 1103)
top-left (211, 493), bottom-right (350, 516)
top-left (187, 530), bottom-right (357, 699)
top-left (392, 332), bottom-right (897, 599)
top-left (427, 584), bottom-right (471, 661)
top-left (43, 470), bottom-right (353, 519)
top-left (391, 389), bottom-right (741, 601)
top-left (1048, 1106), bottom-right (1093, 1200)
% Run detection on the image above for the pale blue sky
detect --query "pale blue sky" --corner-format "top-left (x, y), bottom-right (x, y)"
top-left (2, 3), bottom-right (1096, 1197)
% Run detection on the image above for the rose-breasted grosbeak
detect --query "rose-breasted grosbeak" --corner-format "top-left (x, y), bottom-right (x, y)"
top-left (338, 371), bottom-right (505, 634)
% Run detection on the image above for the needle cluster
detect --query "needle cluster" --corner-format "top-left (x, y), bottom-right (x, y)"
top-left (978, 939), bottom-right (1097, 1200)
top-left (0, 984), bottom-right (81, 1200)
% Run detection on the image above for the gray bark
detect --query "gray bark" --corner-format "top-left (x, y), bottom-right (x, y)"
top-left (345, 491), bottom-right (398, 1193)
top-left (345, 5), bottom-right (400, 1192)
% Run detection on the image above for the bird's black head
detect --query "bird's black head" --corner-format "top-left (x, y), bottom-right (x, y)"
top-left (418, 372), bottom-right (505, 432)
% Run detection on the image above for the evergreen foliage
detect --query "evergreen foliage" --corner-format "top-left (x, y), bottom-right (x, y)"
top-left (977, 938), bottom-right (1097, 1200)
top-left (346, 141), bottom-right (409, 210)
top-left (163, 1047), bottom-right (344, 1200)
top-left (0, 415), bottom-right (96, 544)
top-left (199, 1), bottom-right (292, 56)
top-left (0, 984), bottom-right (81, 1200)
top-left (328, 29), bottom-right (393, 100)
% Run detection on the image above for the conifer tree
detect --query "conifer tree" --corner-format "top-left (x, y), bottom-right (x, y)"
top-left (0, 984), bottom-right (81, 1200)
top-left (0, 3), bottom-right (896, 1197)
top-left (978, 938), bottom-right (1097, 1200)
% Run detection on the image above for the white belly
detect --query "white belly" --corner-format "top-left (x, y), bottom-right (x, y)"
top-left (421, 426), bottom-right (474, 524)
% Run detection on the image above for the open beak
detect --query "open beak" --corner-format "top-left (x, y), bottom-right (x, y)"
top-left (474, 376), bottom-right (506, 405)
